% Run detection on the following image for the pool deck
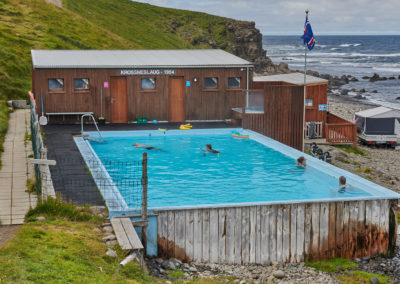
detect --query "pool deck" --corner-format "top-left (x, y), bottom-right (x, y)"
top-left (43, 122), bottom-right (234, 205)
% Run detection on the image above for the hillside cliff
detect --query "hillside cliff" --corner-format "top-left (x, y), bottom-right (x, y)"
top-left (0, 0), bottom-right (281, 100)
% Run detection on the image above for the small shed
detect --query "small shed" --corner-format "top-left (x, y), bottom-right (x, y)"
top-left (355, 106), bottom-right (400, 135)
top-left (253, 73), bottom-right (329, 128)
top-left (31, 49), bottom-right (252, 123)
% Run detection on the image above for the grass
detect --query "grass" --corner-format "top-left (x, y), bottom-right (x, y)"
top-left (0, 102), bottom-right (10, 169)
top-left (0, 0), bottom-right (249, 166)
top-left (167, 268), bottom-right (185, 279)
top-left (341, 159), bottom-right (351, 164)
top-left (25, 178), bottom-right (37, 194)
top-left (335, 145), bottom-right (366, 156)
top-left (356, 167), bottom-right (371, 174)
top-left (338, 270), bottom-right (390, 284)
top-left (25, 196), bottom-right (101, 222)
top-left (0, 218), bottom-right (156, 283)
top-left (306, 258), bottom-right (358, 273)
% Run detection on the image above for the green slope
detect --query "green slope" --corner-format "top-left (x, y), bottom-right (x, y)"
top-left (0, 0), bottom-right (251, 164)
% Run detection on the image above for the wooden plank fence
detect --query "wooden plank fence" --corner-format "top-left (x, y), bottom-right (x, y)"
top-left (156, 199), bottom-right (397, 264)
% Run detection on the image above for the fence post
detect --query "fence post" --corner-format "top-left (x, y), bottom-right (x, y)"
top-left (141, 152), bottom-right (148, 252)
top-left (352, 124), bottom-right (358, 147)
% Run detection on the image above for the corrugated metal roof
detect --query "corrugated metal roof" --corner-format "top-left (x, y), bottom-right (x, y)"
top-left (253, 72), bottom-right (328, 85)
top-left (355, 106), bottom-right (400, 118)
top-left (31, 49), bottom-right (252, 68)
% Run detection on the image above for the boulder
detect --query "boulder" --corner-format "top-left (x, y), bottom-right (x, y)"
top-left (102, 226), bottom-right (113, 233)
top-left (369, 73), bottom-right (381, 82)
top-left (12, 100), bottom-right (29, 109)
top-left (102, 234), bottom-right (116, 241)
top-left (37, 216), bottom-right (46, 221)
top-left (389, 76), bottom-right (395, 80)
top-left (105, 240), bottom-right (118, 246)
top-left (362, 76), bottom-right (370, 80)
top-left (396, 97), bottom-right (400, 100)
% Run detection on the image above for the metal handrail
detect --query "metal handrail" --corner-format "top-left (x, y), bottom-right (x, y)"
top-left (81, 114), bottom-right (104, 142)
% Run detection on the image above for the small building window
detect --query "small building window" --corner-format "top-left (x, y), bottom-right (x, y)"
top-left (74, 78), bottom-right (89, 90)
top-left (48, 79), bottom-right (64, 91)
top-left (141, 78), bottom-right (156, 89)
top-left (228, 77), bottom-right (241, 88)
top-left (204, 77), bottom-right (218, 89)
top-left (305, 98), bottom-right (313, 106)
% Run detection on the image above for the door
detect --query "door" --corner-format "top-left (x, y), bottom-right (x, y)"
top-left (168, 77), bottom-right (185, 122)
top-left (110, 77), bottom-right (128, 123)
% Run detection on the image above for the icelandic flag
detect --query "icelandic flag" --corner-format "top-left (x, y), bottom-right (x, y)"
top-left (302, 15), bottom-right (315, 50)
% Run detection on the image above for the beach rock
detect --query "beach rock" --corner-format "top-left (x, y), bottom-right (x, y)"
top-left (362, 76), bottom-right (370, 79)
top-left (102, 226), bottom-right (113, 233)
top-left (272, 270), bottom-right (285, 279)
top-left (359, 88), bottom-right (366, 93)
top-left (350, 77), bottom-right (359, 82)
top-left (369, 277), bottom-right (380, 284)
top-left (278, 62), bottom-right (289, 71)
top-left (396, 97), bottom-right (400, 100)
top-left (354, 94), bottom-right (366, 100)
top-left (102, 234), bottom-right (116, 241)
top-left (389, 76), bottom-right (395, 80)
top-left (369, 73), bottom-right (380, 82)
top-left (105, 248), bottom-right (117, 258)
top-left (398, 75), bottom-right (400, 79)
top-left (372, 90), bottom-right (378, 93)
top-left (105, 240), bottom-right (117, 246)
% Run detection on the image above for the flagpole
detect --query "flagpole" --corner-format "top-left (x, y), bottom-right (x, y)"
top-left (302, 9), bottom-right (309, 153)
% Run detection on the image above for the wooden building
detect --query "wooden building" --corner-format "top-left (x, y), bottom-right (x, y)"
top-left (31, 50), bottom-right (252, 123)
top-left (253, 73), bottom-right (329, 137)
top-left (239, 73), bottom-right (357, 147)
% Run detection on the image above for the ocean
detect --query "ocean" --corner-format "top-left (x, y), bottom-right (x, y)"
top-left (263, 35), bottom-right (400, 109)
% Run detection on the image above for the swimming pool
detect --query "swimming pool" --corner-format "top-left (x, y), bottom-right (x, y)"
top-left (78, 128), bottom-right (397, 210)
top-left (75, 128), bottom-right (399, 263)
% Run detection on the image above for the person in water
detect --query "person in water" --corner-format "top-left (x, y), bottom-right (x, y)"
top-left (296, 156), bottom-right (306, 168)
top-left (201, 144), bottom-right (219, 154)
top-left (133, 143), bottom-right (162, 151)
top-left (338, 176), bottom-right (347, 192)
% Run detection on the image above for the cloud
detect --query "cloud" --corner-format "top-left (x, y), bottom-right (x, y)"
top-left (132, 0), bottom-right (400, 35)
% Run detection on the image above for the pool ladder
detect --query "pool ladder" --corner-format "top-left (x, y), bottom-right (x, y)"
top-left (81, 114), bottom-right (104, 143)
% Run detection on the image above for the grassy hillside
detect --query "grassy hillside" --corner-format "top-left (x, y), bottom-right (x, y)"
top-left (0, 0), bottom-right (248, 163)
top-left (0, 0), bottom-right (243, 101)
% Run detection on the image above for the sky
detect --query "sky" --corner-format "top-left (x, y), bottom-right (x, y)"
top-left (133, 0), bottom-right (400, 35)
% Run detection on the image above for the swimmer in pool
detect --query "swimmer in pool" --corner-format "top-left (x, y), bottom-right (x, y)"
top-left (201, 144), bottom-right (220, 154)
top-left (338, 176), bottom-right (347, 192)
top-left (296, 156), bottom-right (306, 168)
top-left (133, 143), bottom-right (162, 151)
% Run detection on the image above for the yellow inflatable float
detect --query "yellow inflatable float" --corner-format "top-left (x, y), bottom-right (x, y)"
top-left (179, 123), bottom-right (192, 130)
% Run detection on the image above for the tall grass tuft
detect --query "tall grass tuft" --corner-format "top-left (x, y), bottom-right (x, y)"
top-left (25, 197), bottom-right (101, 222)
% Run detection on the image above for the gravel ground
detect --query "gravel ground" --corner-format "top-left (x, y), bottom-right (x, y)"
top-left (324, 95), bottom-right (400, 193)
top-left (0, 225), bottom-right (20, 248)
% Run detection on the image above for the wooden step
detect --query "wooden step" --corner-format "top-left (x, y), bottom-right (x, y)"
top-left (110, 217), bottom-right (144, 250)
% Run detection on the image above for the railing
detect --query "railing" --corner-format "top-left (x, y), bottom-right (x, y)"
top-left (304, 122), bottom-right (323, 138)
top-left (325, 112), bottom-right (357, 146)
top-left (28, 91), bottom-right (56, 200)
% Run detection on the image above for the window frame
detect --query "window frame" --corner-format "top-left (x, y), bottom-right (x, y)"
top-left (203, 77), bottom-right (219, 89)
top-left (73, 78), bottom-right (90, 91)
top-left (48, 78), bottom-right (64, 92)
top-left (305, 98), bottom-right (314, 107)
top-left (227, 77), bottom-right (241, 89)
top-left (140, 77), bottom-right (156, 90)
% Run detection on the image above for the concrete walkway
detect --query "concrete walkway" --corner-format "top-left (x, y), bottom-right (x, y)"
top-left (0, 109), bottom-right (36, 225)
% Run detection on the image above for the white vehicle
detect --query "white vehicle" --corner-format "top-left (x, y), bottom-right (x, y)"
top-left (355, 106), bottom-right (400, 148)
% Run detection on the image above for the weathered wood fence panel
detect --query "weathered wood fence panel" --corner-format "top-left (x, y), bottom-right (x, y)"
top-left (156, 199), bottom-right (396, 264)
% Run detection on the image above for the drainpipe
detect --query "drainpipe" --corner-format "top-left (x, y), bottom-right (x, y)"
top-left (246, 67), bottom-right (250, 109)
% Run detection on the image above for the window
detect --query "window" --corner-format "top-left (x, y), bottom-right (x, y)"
top-left (48, 79), bottom-right (64, 91)
top-left (228, 77), bottom-right (241, 88)
top-left (141, 78), bottom-right (156, 89)
top-left (305, 98), bottom-right (313, 106)
top-left (204, 77), bottom-right (218, 89)
top-left (74, 78), bottom-right (89, 90)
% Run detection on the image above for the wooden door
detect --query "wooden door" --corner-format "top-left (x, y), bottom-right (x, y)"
top-left (110, 77), bottom-right (128, 123)
top-left (168, 77), bottom-right (185, 122)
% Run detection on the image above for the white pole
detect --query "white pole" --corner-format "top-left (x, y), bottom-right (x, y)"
top-left (302, 10), bottom-right (309, 152)
top-left (100, 86), bottom-right (103, 117)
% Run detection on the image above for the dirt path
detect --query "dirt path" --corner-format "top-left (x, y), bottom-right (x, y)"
top-left (0, 225), bottom-right (19, 248)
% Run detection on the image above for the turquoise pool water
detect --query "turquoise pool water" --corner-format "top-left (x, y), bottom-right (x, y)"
top-left (88, 130), bottom-right (374, 209)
